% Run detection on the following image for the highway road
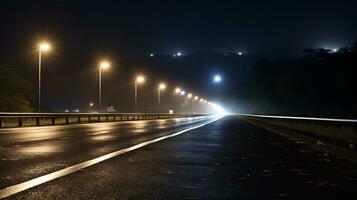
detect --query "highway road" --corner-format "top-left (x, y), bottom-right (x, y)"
top-left (0, 115), bottom-right (356, 199)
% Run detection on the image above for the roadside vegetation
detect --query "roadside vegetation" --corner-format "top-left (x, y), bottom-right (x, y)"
top-left (236, 42), bottom-right (357, 118)
top-left (0, 65), bottom-right (33, 112)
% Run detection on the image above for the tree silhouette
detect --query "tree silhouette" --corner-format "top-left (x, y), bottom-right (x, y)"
top-left (0, 65), bottom-right (33, 112)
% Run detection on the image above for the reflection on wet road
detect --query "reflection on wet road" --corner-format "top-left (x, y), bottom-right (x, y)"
top-left (1, 116), bottom-right (357, 199)
top-left (0, 116), bottom-right (214, 190)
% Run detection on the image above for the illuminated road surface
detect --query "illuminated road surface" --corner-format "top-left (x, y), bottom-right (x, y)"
top-left (0, 116), bottom-right (356, 199)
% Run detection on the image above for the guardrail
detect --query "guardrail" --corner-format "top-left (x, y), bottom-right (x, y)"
top-left (238, 113), bottom-right (357, 145)
top-left (0, 113), bottom-right (208, 128)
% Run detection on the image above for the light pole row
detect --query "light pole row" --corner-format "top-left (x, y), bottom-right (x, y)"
top-left (36, 41), bottom-right (210, 113)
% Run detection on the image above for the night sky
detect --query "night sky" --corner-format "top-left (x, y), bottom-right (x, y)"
top-left (1, 0), bottom-right (357, 112)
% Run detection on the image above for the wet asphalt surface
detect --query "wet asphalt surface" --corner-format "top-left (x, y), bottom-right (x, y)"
top-left (1, 116), bottom-right (357, 199)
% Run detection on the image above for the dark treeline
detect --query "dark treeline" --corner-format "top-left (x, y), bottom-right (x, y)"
top-left (0, 65), bottom-right (33, 112)
top-left (235, 42), bottom-right (357, 118)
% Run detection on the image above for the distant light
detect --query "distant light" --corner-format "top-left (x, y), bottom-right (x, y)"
top-left (238, 52), bottom-right (243, 56)
top-left (100, 61), bottom-right (110, 69)
top-left (333, 48), bottom-right (338, 53)
top-left (150, 53), bottom-right (154, 57)
top-left (159, 83), bottom-right (166, 90)
top-left (74, 109), bottom-right (80, 113)
top-left (213, 75), bottom-right (222, 83)
top-left (175, 87), bottom-right (181, 94)
top-left (208, 102), bottom-right (228, 115)
top-left (136, 75), bottom-right (145, 83)
top-left (64, 109), bottom-right (69, 113)
top-left (200, 98), bottom-right (204, 102)
top-left (173, 54), bottom-right (176, 57)
top-left (89, 102), bottom-right (94, 107)
top-left (180, 91), bottom-right (186, 95)
top-left (194, 96), bottom-right (199, 100)
top-left (204, 100), bottom-right (208, 104)
top-left (177, 52), bottom-right (182, 56)
top-left (187, 93), bottom-right (193, 98)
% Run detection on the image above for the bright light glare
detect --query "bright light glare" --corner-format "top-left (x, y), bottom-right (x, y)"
top-left (194, 96), bottom-right (199, 100)
top-left (150, 53), bottom-right (154, 57)
top-left (136, 75), bottom-right (145, 83)
top-left (89, 102), bottom-right (94, 106)
top-left (200, 98), bottom-right (204, 102)
top-left (100, 61), bottom-right (110, 69)
top-left (180, 91), bottom-right (186, 95)
top-left (333, 48), bottom-right (338, 52)
top-left (159, 83), bottom-right (166, 90)
top-left (187, 93), bottom-right (192, 98)
top-left (213, 75), bottom-right (222, 83)
top-left (39, 43), bottom-right (51, 52)
top-left (175, 87), bottom-right (181, 93)
top-left (177, 52), bottom-right (182, 56)
top-left (208, 102), bottom-right (229, 115)
top-left (238, 52), bottom-right (243, 56)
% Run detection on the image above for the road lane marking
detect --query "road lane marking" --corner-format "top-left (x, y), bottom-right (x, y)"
top-left (0, 116), bottom-right (221, 199)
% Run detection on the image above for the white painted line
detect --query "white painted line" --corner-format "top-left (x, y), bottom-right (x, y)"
top-left (0, 116), bottom-right (221, 199)
top-left (238, 113), bottom-right (357, 123)
top-left (89, 131), bottom-right (110, 135)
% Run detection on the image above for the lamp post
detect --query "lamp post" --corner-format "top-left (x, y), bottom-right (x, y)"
top-left (99, 61), bottom-right (110, 113)
top-left (193, 96), bottom-right (199, 113)
top-left (174, 87), bottom-right (181, 94)
top-left (187, 93), bottom-right (193, 113)
top-left (134, 75), bottom-right (145, 112)
top-left (158, 83), bottom-right (166, 112)
top-left (37, 42), bottom-right (51, 112)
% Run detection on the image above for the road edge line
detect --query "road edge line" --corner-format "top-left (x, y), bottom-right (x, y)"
top-left (0, 116), bottom-right (221, 199)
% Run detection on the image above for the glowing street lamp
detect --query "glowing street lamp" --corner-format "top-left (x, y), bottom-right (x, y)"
top-left (213, 75), bottom-right (222, 83)
top-left (187, 93), bottom-right (193, 98)
top-left (134, 75), bottom-right (145, 112)
top-left (158, 83), bottom-right (166, 111)
top-left (194, 96), bottom-right (199, 100)
top-left (180, 91), bottom-right (186, 96)
top-left (200, 98), bottom-right (204, 102)
top-left (99, 60), bottom-right (110, 113)
top-left (37, 41), bottom-right (51, 112)
top-left (175, 87), bottom-right (181, 94)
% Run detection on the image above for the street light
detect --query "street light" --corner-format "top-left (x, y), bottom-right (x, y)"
top-left (194, 96), bottom-right (199, 100)
top-left (180, 91), bottom-right (186, 96)
top-left (99, 60), bottom-right (110, 113)
top-left (134, 75), bottom-right (145, 112)
top-left (175, 87), bottom-right (181, 94)
top-left (187, 93), bottom-right (192, 98)
top-left (37, 41), bottom-right (51, 112)
top-left (158, 83), bottom-right (166, 111)
top-left (213, 75), bottom-right (222, 83)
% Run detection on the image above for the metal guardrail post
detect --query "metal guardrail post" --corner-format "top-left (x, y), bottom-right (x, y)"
top-left (18, 117), bottom-right (23, 127)
top-left (0, 113), bottom-right (208, 128)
